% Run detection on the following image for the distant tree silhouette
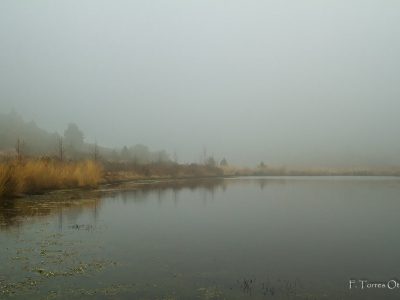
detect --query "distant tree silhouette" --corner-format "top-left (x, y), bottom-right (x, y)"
top-left (58, 137), bottom-right (64, 161)
top-left (16, 138), bottom-right (21, 160)
top-left (131, 144), bottom-right (150, 164)
top-left (64, 123), bottom-right (84, 151)
top-left (206, 156), bottom-right (216, 167)
top-left (154, 150), bottom-right (169, 163)
top-left (220, 158), bottom-right (228, 166)
top-left (121, 145), bottom-right (130, 161)
top-left (93, 142), bottom-right (99, 161)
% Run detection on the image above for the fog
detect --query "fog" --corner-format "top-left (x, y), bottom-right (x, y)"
top-left (0, 0), bottom-right (399, 167)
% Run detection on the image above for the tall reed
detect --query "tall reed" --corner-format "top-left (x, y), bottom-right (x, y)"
top-left (0, 159), bottom-right (102, 198)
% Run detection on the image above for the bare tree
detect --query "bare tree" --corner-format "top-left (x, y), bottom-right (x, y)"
top-left (93, 142), bottom-right (99, 162)
top-left (206, 156), bottom-right (216, 167)
top-left (58, 137), bottom-right (64, 161)
top-left (220, 158), bottom-right (228, 166)
top-left (16, 137), bottom-right (21, 161)
top-left (64, 123), bottom-right (84, 152)
top-left (202, 146), bottom-right (207, 165)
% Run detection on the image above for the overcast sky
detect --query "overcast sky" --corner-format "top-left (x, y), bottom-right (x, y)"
top-left (0, 1), bottom-right (399, 166)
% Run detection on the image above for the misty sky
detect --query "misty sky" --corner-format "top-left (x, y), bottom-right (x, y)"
top-left (0, 1), bottom-right (399, 166)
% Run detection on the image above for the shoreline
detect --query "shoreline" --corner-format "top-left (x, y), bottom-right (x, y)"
top-left (4, 173), bottom-right (400, 202)
top-left (1, 158), bottom-right (400, 200)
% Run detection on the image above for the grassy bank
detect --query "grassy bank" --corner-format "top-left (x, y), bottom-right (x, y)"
top-left (221, 164), bottom-right (400, 177)
top-left (2, 158), bottom-right (399, 199)
top-left (102, 161), bottom-right (224, 182)
top-left (0, 159), bottom-right (102, 198)
top-left (0, 159), bottom-right (225, 198)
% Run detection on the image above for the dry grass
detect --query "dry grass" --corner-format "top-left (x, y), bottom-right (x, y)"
top-left (103, 162), bottom-right (224, 182)
top-left (0, 159), bottom-right (103, 197)
top-left (0, 163), bottom-right (19, 197)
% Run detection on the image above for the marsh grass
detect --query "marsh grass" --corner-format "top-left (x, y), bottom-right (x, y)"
top-left (103, 161), bottom-right (224, 182)
top-left (0, 163), bottom-right (19, 197)
top-left (0, 159), bottom-right (102, 197)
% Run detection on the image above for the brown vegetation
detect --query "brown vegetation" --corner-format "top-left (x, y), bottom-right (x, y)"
top-left (2, 155), bottom-right (399, 199)
top-left (103, 161), bottom-right (224, 182)
top-left (221, 163), bottom-right (400, 177)
top-left (0, 159), bottom-right (103, 198)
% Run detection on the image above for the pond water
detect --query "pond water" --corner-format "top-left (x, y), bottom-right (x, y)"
top-left (1, 176), bottom-right (400, 299)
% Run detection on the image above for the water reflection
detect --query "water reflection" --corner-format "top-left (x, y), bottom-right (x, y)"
top-left (1, 177), bottom-right (399, 231)
top-left (1, 176), bottom-right (400, 299)
top-left (0, 195), bottom-right (101, 231)
top-left (0, 178), bottom-right (227, 230)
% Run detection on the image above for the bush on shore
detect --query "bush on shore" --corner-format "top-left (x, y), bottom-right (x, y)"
top-left (0, 159), bottom-right (102, 198)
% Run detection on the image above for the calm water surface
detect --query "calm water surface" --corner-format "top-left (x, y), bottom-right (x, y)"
top-left (1, 177), bottom-right (400, 299)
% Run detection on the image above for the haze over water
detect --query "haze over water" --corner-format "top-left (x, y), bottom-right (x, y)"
top-left (1, 1), bottom-right (399, 166)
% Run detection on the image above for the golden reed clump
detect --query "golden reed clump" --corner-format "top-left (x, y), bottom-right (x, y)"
top-left (0, 159), bottom-right (102, 198)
